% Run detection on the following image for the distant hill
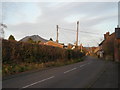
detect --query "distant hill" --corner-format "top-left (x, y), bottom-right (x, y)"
top-left (19, 35), bottom-right (48, 42)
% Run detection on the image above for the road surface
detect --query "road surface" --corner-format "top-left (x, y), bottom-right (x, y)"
top-left (2, 56), bottom-right (119, 88)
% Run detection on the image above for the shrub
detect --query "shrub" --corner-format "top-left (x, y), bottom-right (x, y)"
top-left (2, 39), bottom-right (84, 64)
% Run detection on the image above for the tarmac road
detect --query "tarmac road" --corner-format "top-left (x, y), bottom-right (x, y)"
top-left (2, 56), bottom-right (119, 88)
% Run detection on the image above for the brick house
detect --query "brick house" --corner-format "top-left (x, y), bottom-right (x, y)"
top-left (99, 25), bottom-right (120, 61)
top-left (114, 25), bottom-right (120, 61)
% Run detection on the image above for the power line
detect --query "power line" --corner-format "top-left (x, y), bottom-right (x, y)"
top-left (60, 31), bottom-right (75, 43)
top-left (55, 28), bottom-right (102, 46)
top-left (59, 28), bottom-right (102, 37)
top-left (60, 30), bottom-right (101, 39)
top-left (59, 27), bottom-right (75, 32)
top-left (56, 24), bottom-right (103, 46)
top-left (80, 31), bottom-right (101, 35)
top-left (59, 27), bottom-right (103, 35)
top-left (59, 29), bottom-right (102, 45)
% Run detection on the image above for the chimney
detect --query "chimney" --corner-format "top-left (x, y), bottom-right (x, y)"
top-left (117, 25), bottom-right (119, 28)
top-left (115, 25), bottom-right (120, 39)
top-left (104, 32), bottom-right (109, 40)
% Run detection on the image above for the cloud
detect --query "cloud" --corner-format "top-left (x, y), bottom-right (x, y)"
top-left (3, 2), bottom-right (42, 25)
top-left (0, 2), bottom-right (2, 23)
top-left (3, 2), bottom-right (118, 46)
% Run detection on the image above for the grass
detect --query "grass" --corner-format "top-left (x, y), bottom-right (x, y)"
top-left (2, 58), bottom-right (84, 77)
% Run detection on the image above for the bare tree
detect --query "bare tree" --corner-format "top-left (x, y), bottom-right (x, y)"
top-left (0, 23), bottom-right (7, 38)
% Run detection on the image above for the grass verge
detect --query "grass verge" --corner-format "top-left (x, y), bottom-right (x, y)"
top-left (2, 58), bottom-right (84, 77)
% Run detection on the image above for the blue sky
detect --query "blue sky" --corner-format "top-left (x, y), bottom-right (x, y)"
top-left (1, 2), bottom-right (118, 47)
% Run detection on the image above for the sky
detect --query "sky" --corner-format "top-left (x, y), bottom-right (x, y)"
top-left (0, 1), bottom-right (118, 47)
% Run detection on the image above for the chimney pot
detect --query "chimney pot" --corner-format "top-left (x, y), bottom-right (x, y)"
top-left (104, 32), bottom-right (109, 40)
top-left (117, 25), bottom-right (119, 28)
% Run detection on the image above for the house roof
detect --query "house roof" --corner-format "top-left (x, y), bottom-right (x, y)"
top-left (99, 32), bottom-right (115, 46)
top-left (99, 40), bottom-right (105, 46)
top-left (45, 41), bottom-right (63, 48)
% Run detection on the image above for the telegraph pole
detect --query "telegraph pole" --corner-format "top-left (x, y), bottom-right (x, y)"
top-left (56, 25), bottom-right (59, 43)
top-left (80, 43), bottom-right (83, 52)
top-left (76, 21), bottom-right (79, 47)
top-left (118, 1), bottom-right (120, 26)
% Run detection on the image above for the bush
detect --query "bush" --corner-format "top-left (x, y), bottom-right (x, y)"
top-left (2, 39), bottom-right (84, 64)
top-left (2, 39), bottom-right (85, 76)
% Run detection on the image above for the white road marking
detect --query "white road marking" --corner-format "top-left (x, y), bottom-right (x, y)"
top-left (64, 68), bottom-right (77, 74)
top-left (87, 62), bottom-right (92, 64)
top-left (22, 62), bottom-right (93, 88)
top-left (22, 76), bottom-right (55, 88)
top-left (80, 64), bottom-right (86, 67)
top-left (80, 62), bottom-right (92, 67)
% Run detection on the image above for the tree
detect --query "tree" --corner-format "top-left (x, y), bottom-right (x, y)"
top-left (49, 38), bottom-right (53, 41)
top-left (37, 40), bottom-right (41, 43)
top-left (27, 38), bottom-right (34, 43)
top-left (8, 35), bottom-right (15, 41)
top-left (0, 23), bottom-right (7, 38)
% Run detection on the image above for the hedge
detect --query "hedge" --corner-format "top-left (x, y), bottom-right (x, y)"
top-left (2, 39), bottom-right (85, 64)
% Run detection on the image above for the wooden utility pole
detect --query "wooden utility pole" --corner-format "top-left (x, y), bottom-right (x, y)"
top-left (80, 43), bottom-right (83, 52)
top-left (56, 25), bottom-right (59, 43)
top-left (76, 21), bottom-right (79, 47)
top-left (118, 2), bottom-right (120, 26)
